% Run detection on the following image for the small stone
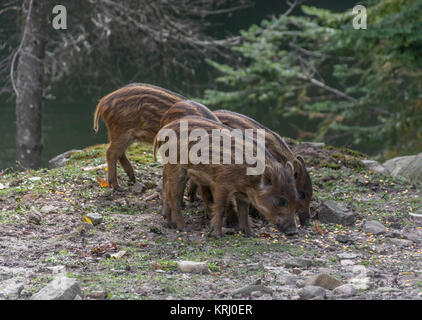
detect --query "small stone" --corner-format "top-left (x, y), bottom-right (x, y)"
top-left (333, 284), bottom-right (357, 297)
top-left (87, 290), bottom-right (108, 300)
top-left (304, 142), bottom-right (325, 148)
top-left (86, 212), bottom-right (103, 226)
top-left (28, 207), bottom-right (42, 225)
top-left (177, 261), bottom-right (210, 274)
top-left (30, 276), bottom-right (83, 300)
top-left (292, 268), bottom-right (302, 275)
top-left (337, 253), bottom-right (357, 259)
top-left (48, 149), bottom-right (82, 169)
top-left (284, 257), bottom-right (312, 269)
top-left (363, 220), bottom-right (386, 235)
top-left (46, 265), bottom-right (66, 274)
top-left (347, 277), bottom-right (370, 290)
top-left (298, 286), bottom-right (327, 300)
top-left (361, 160), bottom-right (388, 174)
top-left (0, 278), bottom-right (24, 299)
top-left (130, 182), bottom-right (145, 194)
top-left (318, 200), bottom-right (356, 226)
top-left (336, 234), bottom-right (355, 244)
top-left (340, 259), bottom-right (355, 267)
top-left (389, 238), bottom-right (413, 247)
top-left (40, 205), bottom-right (57, 214)
top-left (231, 284), bottom-right (272, 297)
top-left (303, 273), bottom-right (342, 290)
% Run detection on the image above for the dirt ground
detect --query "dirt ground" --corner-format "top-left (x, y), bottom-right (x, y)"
top-left (0, 142), bottom-right (421, 300)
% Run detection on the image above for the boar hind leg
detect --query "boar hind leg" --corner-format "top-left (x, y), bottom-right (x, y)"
top-left (186, 180), bottom-right (198, 202)
top-left (236, 199), bottom-right (254, 237)
top-left (225, 201), bottom-right (239, 229)
top-left (199, 185), bottom-right (213, 219)
top-left (119, 153), bottom-right (136, 184)
top-left (106, 134), bottom-right (135, 191)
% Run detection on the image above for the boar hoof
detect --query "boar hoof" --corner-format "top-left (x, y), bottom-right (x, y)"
top-left (242, 230), bottom-right (256, 238)
top-left (299, 213), bottom-right (311, 227)
top-left (207, 228), bottom-right (223, 239)
top-left (112, 186), bottom-right (125, 193)
top-left (166, 221), bottom-right (177, 229)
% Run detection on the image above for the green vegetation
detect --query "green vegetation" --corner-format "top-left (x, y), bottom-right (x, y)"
top-left (202, 0), bottom-right (422, 157)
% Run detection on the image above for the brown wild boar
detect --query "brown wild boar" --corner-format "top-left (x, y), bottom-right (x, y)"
top-left (213, 109), bottom-right (313, 226)
top-left (159, 100), bottom-right (221, 219)
top-left (93, 83), bottom-right (185, 191)
top-left (153, 116), bottom-right (299, 238)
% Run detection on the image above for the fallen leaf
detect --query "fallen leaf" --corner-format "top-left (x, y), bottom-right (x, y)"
top-left (82, 216), bottom-right (93, 225)
top-left (91, 243), bottom-right (118, 256)
top-left (96, 177), bottom-right (110, 188)
top-left (151, 261), bottom-right (163, 270)
top-left (315, 220), bottom-right (325, 236)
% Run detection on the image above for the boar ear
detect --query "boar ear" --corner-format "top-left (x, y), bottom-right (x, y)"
top-left (292, 159), bottom-right (302, 180)
top-left (296, 155), bottom-right (306, 166)
top-left (285, 161), bottom-right (295, 178)
top-left (260, 168), bottom-right (273, 188)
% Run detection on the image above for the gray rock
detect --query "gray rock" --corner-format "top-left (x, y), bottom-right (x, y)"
top-left (383, 152), bottom-right (422, 183)
top-left (231, 284), bottom-right (272, 297)
top-left (337, 253), bottom-right (358, 259)
top-left (333, 284), bottom-right (357, 297)
top-left (303, 273), bottom-right (342, 290)
top-left (336, 234), bottom-right (355, 244)
top-left (28, 207), bottom-right (42, 225)
top-left (389, 238), bottom-right (413, 247)
top-left (304, 142), bottom-right (325, 148)
top-left (361, 160), bottom-right (388, 174)
top-left (284, 257), bottom-right (312, 269)
top-left (48, 149), bottom-right (82, 169)
top-left (30, 276), bottom-right (82, 300)
top-left (0, 278), bottom-right (24, 299)
top-left (298, 286), bottom-right (327, 300)
top-left (130, 182), bottom-right (146, 194)
top-left (177, 261), bottom-right (210, 274)
top-left (46, 266), bottom-right (66, 275)
top-left (340, 259), bottom-right (355, 267)
top-left (86, 212), bottom-right (103, 226)
top-left (318, 200), bottom-right (356, 226)
top-left (40, 205), bottom-right (57, 214)
top-left (363, 220), bottom-right (386, 234)
top-left (347, 277), bottom-right (370, 290)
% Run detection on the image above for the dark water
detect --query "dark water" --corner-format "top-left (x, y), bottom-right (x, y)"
top-left (0, 0), bottom-right (360, 170)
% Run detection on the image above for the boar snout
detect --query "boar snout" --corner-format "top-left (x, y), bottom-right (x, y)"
top-left (276, 217), bottom-right (298, 236)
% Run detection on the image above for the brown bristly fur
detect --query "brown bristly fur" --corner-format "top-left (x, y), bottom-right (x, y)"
top-left (213, 109), bottom-right (313, 226)
top-left (154, 116), bottom-right (298, 238)
top-left (158, 100), bottom-right (222, 220)
top-left (93, 83), bottom-right (185, 191)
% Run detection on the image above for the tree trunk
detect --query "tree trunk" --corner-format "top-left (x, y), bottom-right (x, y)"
top-left (15, 0), bottom-right (48, 169)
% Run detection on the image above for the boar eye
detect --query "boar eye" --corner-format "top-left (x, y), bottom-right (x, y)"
top-left (277, 197), bottom-right (288, 207)
top-left (299, 192), bottom-right (306, 200)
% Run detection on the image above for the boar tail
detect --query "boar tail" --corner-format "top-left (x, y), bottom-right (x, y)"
top-left (93, 100), bottom-right (103, 133)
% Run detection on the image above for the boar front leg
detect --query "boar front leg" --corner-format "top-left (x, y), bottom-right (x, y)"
top-left (166, 165), bottom-right (187, 230)
top-left (236, 198), bottom-right (254, 237)
top-left (209, 185), bottom-right (230, 239)
top-left (161, 165), bottom-right (171, 224)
